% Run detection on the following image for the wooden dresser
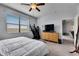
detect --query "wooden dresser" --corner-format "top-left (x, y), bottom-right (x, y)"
top-left (41, 32), bottom-right (59, 43)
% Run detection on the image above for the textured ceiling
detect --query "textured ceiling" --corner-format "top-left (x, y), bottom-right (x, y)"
top-left (2, 3), bottom-right (79, 18)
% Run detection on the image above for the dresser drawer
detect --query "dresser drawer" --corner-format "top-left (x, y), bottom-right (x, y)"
top-left (41, 32), bottom-right (59, 43)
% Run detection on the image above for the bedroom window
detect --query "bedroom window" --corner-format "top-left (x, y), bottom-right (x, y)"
top-left (6, 15), bottom-right (19, 33)
top-left (6, 15), bottom-right (29, 33)
top-left (20, 17), bottom-right (29, 33)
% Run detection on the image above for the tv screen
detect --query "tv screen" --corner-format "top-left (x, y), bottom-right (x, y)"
top-left (45, 24), bottom-right (54, 32)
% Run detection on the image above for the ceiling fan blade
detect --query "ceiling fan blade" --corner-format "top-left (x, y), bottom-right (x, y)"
top-left (21, 3), bottom-right (30, 6)
top-left (37, 3), bottom-right (45, 6)
top-left (29, 8), bottom-right (32, 11)
top-left (36, 7), bottom-right (40, 12)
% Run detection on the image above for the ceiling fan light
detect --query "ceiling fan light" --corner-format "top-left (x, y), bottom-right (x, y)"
top-left (31, 3), bottom-right (37, 9)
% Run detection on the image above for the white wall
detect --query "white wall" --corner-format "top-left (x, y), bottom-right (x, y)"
top-left (37, 15), bottom-right (62, 37)
top-left (37, 5), bottom-right (77, 40)
top-left (0, 5), bottom-right (6, 33)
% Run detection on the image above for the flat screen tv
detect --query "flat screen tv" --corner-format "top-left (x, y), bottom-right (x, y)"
top-left (45, 24), bottom-right (54, 32)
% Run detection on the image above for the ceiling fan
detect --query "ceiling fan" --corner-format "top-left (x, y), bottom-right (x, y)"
top-left (21, 3), bottom-right (45, 12)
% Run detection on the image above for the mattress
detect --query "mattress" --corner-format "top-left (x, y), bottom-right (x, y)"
top-left (0, 37), bottom-right (49, 56)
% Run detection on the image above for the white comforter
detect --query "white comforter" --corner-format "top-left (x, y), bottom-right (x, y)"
top-left (0, 37), bottom-right (49, 56)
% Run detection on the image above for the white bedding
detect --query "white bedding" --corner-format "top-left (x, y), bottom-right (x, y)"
top-left (0, 37), bottom-right (49, 56)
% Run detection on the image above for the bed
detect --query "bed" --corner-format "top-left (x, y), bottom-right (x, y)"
top-left (0, 37), bottom-right (49, 56)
